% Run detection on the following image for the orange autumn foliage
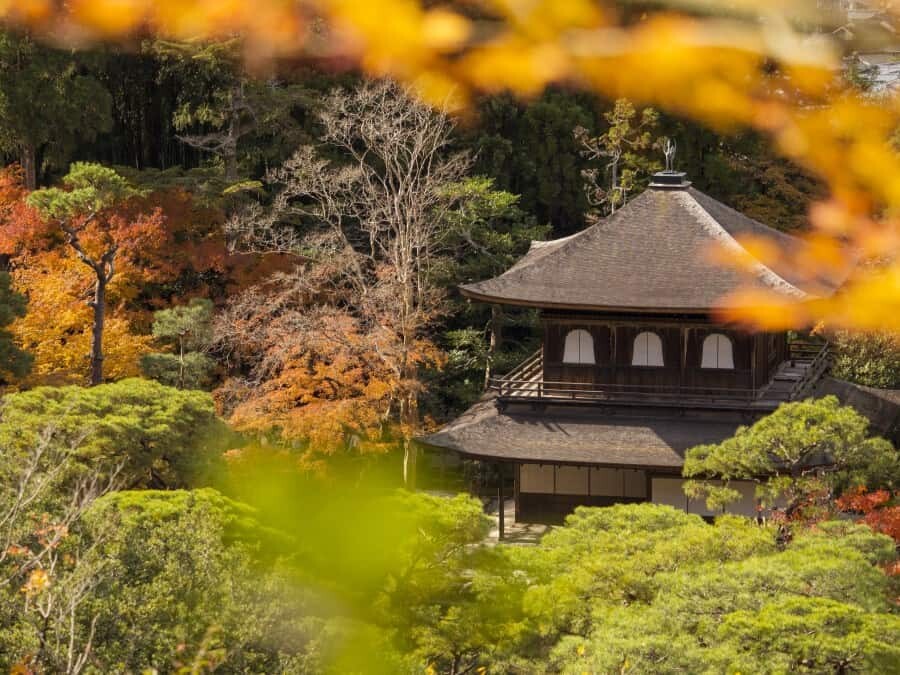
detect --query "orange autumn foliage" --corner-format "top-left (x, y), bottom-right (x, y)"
top-left (0, 167), bottom-right (279, 385)
top-left (0, 169), bottom-right (169, 384)
top-left (10, 249), bottom-right (152, 386)
top-left (214, 271), bottom-right (443, 469)
top-left (0, 165), bottom-right (49, 254)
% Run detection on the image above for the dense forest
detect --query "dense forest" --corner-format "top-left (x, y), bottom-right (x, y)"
top-left (0, 5), bottom-right (897, 672)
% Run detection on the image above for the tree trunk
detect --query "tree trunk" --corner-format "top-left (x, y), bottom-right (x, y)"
top-left (20, 142), bottom-right (37, 190)
top-left (400, 371), bottom-right (420, 489)
top-left (485, 304), bottom-right (503, 389)
top-left (403, 439), bottom-right (418, 490)
top-left (178, 336), bottom-right (185, 389)
top-left (89, 278), bottom-right (106, 386)
top-left (609, 156), bottom-right (619, 215)
top-left (224, 146), bottom-right (238, 183)
top-left (224, 89), bottom-right (240, 183)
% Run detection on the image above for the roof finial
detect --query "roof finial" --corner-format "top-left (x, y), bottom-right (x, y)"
top-left (663, 137), bottom-right (677, 172)
top-left (649, 138), bottom-right (690, 189)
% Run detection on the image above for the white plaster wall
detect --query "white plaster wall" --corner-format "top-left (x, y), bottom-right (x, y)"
top-left (654, 477), bottom-right (758, 517)
top-left (520, 464), bottom-right (554, 493)
top-left (650, 477), bottom-right (689, 511)
top-left (556, 466), bottom-right (590, 495)
top-left (590, 467), bottom-right (622, 496)
top-left (726, 481), bottom-right (758, 517)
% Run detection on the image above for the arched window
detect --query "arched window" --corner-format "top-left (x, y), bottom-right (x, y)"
top-left (632, 331), bottom-right (664, 367)
top-left (562, 329), bottom-right (595, 364)
top-left (701, 333), bottom-right (735, 369)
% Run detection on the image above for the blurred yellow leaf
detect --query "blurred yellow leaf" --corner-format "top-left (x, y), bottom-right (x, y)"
top-left (0, 0), bottom-right (897, 333)
top-left (22, 568), bottom-right (49, 597)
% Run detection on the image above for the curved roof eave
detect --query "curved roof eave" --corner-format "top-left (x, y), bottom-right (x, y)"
top-left (458, 285), bottom-right (813, 315)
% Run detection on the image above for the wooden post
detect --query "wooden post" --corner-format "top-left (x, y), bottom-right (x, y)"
top-left (497, 463), bottom-right (505, 541)
top-left (513, 463), bottom-right (521, 523)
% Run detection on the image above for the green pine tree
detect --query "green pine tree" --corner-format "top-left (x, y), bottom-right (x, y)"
top-left (140, 298), bottom-right (216, 390)
top-left (0, 31), bottom-right (112, 188)
top-left (0, 271), bottom-right (31, 382)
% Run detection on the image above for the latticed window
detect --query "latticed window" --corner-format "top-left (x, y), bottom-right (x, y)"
top-left (701, 333), bottom-right (735, 369)
top-left (562, 329), bottom-right (595, 364)
top-left (632, 331), bottom-right (664, 367)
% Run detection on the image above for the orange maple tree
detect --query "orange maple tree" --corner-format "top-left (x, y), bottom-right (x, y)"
top-left (0, 166), bottom-right (273, 386)
top-left (214, 269), bottom-right (443, 472)
top-left (9, 249), bottom-right (153, 386)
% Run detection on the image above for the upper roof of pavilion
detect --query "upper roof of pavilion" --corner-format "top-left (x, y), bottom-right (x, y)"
top-left (460, 172), bottom-right (842, 314)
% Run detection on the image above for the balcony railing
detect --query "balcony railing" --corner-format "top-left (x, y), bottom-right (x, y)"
top-left (488, 340), bottom-right (830, 410)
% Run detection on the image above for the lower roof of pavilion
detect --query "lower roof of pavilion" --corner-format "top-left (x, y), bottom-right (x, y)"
top-left (419, 377), bottom-right (900, 468)
top-left (419, 395), bottom-right (745, 470)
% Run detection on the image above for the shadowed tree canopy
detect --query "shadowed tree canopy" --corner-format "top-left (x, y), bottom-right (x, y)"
top-left (0, 271), bottom-right (30, 382)
top-left (152, 38), bottom-right (314, 184)
top-left (0, 378), bottom-right (230, 488)
top-left (0, 32), bottom-right (111, 189)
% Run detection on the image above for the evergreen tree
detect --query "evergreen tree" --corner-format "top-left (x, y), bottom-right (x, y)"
top-left (140, 298), bottom-right (216, 390)
top-left (428, 177), bottom-right (548, 414)
top-left (27, 163), bottom-right (152, 385)
top-left (469, 90), bottom-right (597, 235)
top-left (152, 39), bottom-right (313, 185)
top-left (575, 98), bottom-right (662, 217)
top-left (684, 396), bottom-right (899, 517)
top-left (0, 271), bottom-right (30, 381)
top-left (0, 31), bottom-right (112, 188)
top-left (831, 330), bottom-right (900, 389)
top-left (0, 378), bottom-right (229, 488)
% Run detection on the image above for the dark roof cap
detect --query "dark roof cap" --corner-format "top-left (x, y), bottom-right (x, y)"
top-left (649, 170), bottom-right (691, 189)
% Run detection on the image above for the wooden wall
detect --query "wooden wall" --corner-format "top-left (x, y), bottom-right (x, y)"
top-left (541, 314), bottom-right (784, 393)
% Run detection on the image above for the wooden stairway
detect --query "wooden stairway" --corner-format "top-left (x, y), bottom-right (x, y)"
top-left (754, 342), bottom-right (831, 408)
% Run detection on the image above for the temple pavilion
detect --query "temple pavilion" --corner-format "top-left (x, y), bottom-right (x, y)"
top-left (420, 169), bottom-right (846, 526)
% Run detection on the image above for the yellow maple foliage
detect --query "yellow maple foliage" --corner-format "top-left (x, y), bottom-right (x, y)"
top-left (11, 250), bottom-right (152, 386)
top-left (21, 568), bottom-right (49, 597)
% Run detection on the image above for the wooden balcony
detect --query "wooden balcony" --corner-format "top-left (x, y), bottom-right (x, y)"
top-left (489, 341), bottom-right (830, 411)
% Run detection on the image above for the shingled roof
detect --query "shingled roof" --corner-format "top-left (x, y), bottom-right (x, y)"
top-left (460, 181), bottom-right (840, 313)
top-left (419, 396), bottom-right (743, 469)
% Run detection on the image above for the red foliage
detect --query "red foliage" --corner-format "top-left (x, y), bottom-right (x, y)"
top-left (0, 165), bottom-right (54, 254)
top-left (837, 487), bottom-right (892, 513)
top-left (0, 165), bottom-right (295, 384)
top-left (115, 188), bottom-right (295, 308)
top-left (837, 486), bottom-right (900, 544)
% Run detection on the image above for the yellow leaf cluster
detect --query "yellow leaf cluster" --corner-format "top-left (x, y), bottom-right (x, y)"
top-left (21, 568), bottom-right (49, 597)
top-left (11, 251), bottom-right (152, 386)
